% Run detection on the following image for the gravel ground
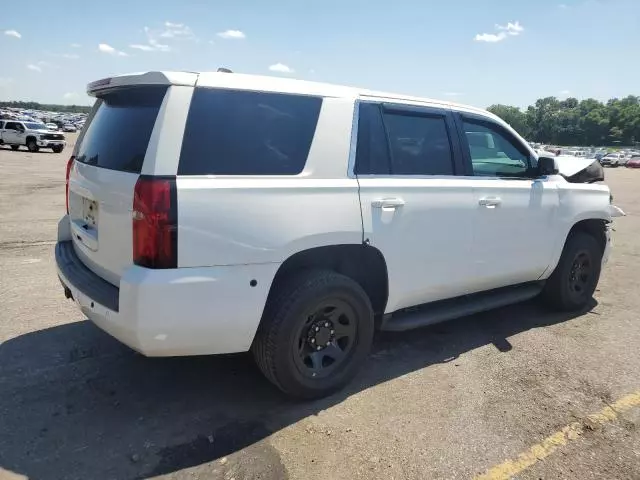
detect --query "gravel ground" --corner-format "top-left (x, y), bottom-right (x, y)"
top-left (1, 138), bottom-right (639, 480)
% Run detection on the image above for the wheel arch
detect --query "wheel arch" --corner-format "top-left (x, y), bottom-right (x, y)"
top-left (543, 216), bottom-right (609, 280)
top-left (264, 244), bottom-right (389, 319)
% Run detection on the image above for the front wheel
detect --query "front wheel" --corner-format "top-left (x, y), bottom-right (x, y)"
top-left (252, 270), bottom-right (374, 399)
top-left (541, 232), bottom-right (602, 311)
top-left (26, 139), bottom-right (39, 153)
top-left (52, 145), bottom-right (63, 154)
top-left (10, 145), bottom-right (19, 151)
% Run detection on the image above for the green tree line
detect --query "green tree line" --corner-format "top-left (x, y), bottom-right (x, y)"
top-left (0, 101), bottom-right (92, 114)
top-left (488, 96), bottom-right (640, 146)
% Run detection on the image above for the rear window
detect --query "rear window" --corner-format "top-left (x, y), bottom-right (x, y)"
top-left (178, 88), bottom-right (322, 175)
top-left (75, 86), bottom-right (167, 173)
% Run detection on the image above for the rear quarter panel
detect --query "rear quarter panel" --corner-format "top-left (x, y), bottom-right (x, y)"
top-left (176, 97), bottom-right (363, 267)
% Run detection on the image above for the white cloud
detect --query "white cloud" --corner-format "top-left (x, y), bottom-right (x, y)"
top-left (61, 53), bottom-right (80, 59)
top-left (160, 21), bottom-right (195, 40)
top-left (474, 21), bottom-right (523, 43)
top-left (37, 60), bottom-right (52, 67)
top-left (496, 21), bottom-right (524, 36)
top-left (131, 24), bottom-right (185, 52)
top-left (98, 43), bottom-right (128, 56)
top-left (269, 63), bottom-right (294, 74)
top-left (217, 29), bottom-right (246, 40)
top-left (70, 43), bottom-right (81, 48)
top-left (559, 89), bottom-right (571, 96)
top-left (130, 44), bottom-right (155, 52)
top-left (474, 32), bottom-right (507, 43)
top-left (63, 92), bottom-right (79, 100)
top-left (27, 64), bottom-right (42, 72)
top-left (4, 29), bottom-right (21, 39)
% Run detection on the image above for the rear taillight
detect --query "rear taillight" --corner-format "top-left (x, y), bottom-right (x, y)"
top-left (132, 176), bottom-right (178, 269)
top-left (65, 156), bottom-right (74, 214)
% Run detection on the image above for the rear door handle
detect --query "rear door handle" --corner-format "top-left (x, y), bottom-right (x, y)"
top-left (479, 197), bottom-right (502, 208)
top-left (372, 198), bottom-right (406, 209)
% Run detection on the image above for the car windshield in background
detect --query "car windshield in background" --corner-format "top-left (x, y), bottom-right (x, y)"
top-left (24, 122), bottom-right (46, 130)
top-left (74, 86), bottom-right (167, 173)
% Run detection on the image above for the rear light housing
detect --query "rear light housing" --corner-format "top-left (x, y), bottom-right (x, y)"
top-left (132, 176), bottom-right (178, 269)
top-left (65, 156), bottom-right (74, 214)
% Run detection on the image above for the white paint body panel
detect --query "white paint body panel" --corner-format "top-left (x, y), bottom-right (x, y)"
top-left (358, 177), bottom-right (476, 312)
top-left (56, 71), bottom-right (619, 357)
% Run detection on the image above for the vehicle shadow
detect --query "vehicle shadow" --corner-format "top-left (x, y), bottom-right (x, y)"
top-left (0, 299), bottom-right (596, 480)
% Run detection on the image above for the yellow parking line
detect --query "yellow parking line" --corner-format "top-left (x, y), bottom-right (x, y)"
top-left (474, 391), bottom-right (640, 480)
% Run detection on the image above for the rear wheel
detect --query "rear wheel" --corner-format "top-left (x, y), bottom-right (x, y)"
top-left (10, 145), bottom-right (19, 151)
top-left (52, 145), bottom-right (63, 154)
top-left (542, 232), bottom-right (602, 311)
top-left (26, 139), bottom-right (39, 153)
top-left (252, 270), bottom-right (374, 399)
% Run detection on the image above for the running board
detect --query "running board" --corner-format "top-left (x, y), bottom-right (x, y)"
top-left (380, 282), bottom-right (544, 332)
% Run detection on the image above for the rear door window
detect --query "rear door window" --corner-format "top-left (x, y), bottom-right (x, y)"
top-left (383, 111), bottom-right (455, 175)
top-left (74, 86), bottom-right (167, 173)
top-left (178, 88), bottom-right (322, 175)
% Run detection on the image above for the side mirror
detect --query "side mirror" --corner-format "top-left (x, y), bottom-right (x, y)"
top-left (537, 156), bottom-right (559, 176)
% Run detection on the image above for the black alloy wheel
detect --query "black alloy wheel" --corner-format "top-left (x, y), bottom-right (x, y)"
top-left (293, 299), bottom-right (358, 380)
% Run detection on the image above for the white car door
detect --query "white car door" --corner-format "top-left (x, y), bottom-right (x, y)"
top-left (3, 122), bottom-right (21, 144)
top-left (454, 112), bottom-right (560, 292)
top-left (354, 101), bottom-right (477, 313)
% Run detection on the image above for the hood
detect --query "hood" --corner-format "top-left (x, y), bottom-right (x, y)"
top-left (554, 156), bottom-right (604, 183)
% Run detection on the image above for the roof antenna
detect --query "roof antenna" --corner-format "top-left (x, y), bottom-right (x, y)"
top-left (217, 67), bottom-right (233, 73)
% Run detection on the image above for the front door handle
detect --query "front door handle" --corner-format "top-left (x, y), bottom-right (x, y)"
top-left (372, 198), bottom-right (406, 209)
top-left (479, 197), bottom-right (502, 208)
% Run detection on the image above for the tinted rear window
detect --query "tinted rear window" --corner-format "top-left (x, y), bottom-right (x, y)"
top-left (178, 88), bottom-right (322, 175)
top-left (75, 86), bottom-right (167, 173)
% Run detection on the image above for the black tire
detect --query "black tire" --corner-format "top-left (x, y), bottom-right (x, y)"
top-left (26, 139), bottom-right (39, 153)
top-left (542, 232), bottom-right (602, 311)
top-left (10, 145), bottom-right (19, 151)
top-left (52, 145), bottom-right (63, 154)
top-left (252, 270), bottom-right (374, 399)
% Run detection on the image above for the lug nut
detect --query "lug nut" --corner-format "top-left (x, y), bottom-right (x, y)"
top-left (316, 346), bottom-right (322, 351)
top-left (326, 341), bottom-right (331, 346)
top-left (330, 330), bottom-right (335, 334)
top-left (315, 326), bottom-right (320, 332)
top-left (324, 322), bottom-right (330, 327)
top-left (310, 338), bottom-right (315, 344)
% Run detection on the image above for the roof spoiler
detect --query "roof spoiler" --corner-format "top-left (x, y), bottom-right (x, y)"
top-left (86, 72), bottom-right (198, 96)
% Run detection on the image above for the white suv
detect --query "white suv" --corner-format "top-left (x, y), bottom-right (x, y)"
top-left (56, 71), bottom-right (624, 398)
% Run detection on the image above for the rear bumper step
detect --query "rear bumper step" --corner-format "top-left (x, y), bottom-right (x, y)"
top-left (55, 240), bottom-right (119, 312)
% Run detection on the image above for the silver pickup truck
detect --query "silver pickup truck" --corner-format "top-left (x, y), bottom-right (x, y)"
top-left (0, 120), bottom-right (66, 153)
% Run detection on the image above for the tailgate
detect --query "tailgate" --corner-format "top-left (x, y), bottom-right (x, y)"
top-left (68, 85), bottom-right (168, 285)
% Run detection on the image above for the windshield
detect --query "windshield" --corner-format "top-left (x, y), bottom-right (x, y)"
top-left (24, 122), bottom-right (46, 130)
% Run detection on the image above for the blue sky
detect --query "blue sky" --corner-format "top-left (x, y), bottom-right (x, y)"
top-left (1, 0), bottom-right (638, 108)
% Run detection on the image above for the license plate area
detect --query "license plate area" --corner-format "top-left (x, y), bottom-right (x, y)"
top-left (83, 198), bottom-right (99, 228)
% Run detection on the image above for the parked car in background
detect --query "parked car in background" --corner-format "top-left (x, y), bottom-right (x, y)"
top-left (0, 120), bottom-right (65, 152)
top-left (600, 153), bottom-right (625, 167)
top-left (45, 123), bottom-right (59, 131)
top-left (626, 155), bottom-right (640, 168)
top-left (63, 124), bottom-right (77, 132)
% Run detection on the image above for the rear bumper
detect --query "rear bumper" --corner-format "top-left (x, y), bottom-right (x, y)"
top-left (55, 218), bottom-right (279, 356)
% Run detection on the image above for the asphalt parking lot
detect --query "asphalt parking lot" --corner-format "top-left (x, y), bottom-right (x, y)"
top-left (1, 138), bottom-right (639, 480)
